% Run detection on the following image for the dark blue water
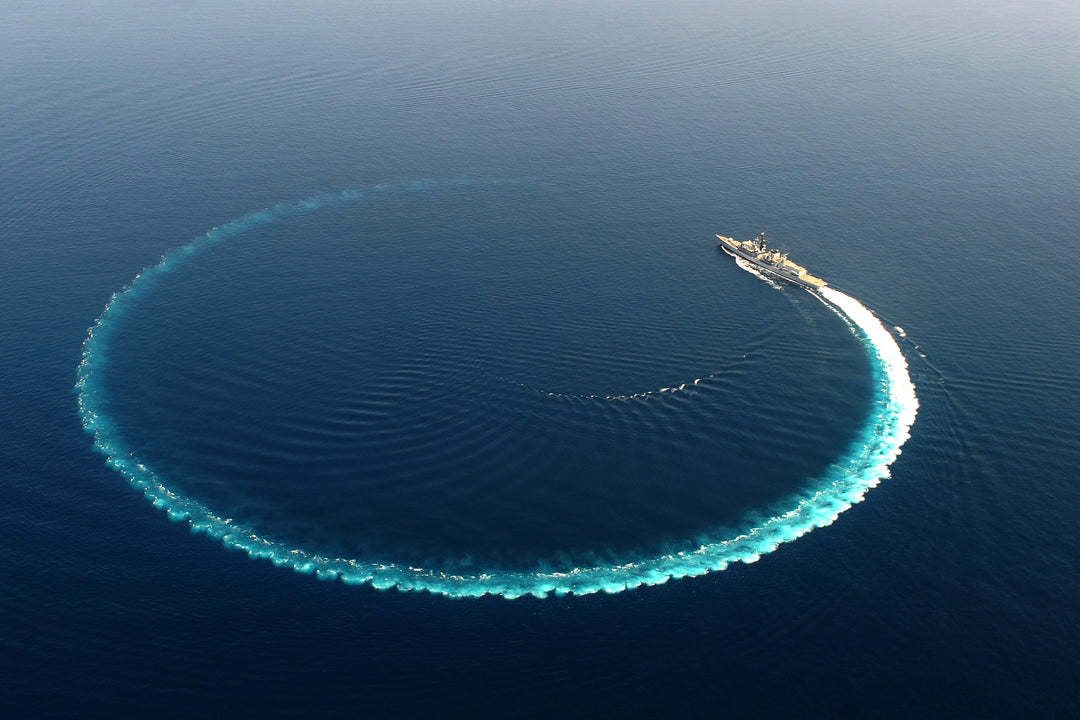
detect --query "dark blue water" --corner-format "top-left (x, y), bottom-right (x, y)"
top-left (3, 0), bottom-right (1079, 715)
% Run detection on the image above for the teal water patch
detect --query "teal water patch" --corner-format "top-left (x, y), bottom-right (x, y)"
top-left (76, 182), bottom-right (917, 599)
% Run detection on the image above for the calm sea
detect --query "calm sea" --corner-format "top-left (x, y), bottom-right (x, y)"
top-left (2, 0), bottom-right (1078, 716)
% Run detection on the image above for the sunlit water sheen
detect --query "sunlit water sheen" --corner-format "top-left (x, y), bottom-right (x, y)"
top-left (5, 0), bottom-right (1080, 713)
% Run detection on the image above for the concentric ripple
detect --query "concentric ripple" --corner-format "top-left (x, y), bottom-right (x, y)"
top-left (76, 180), bottom-right (917, 598)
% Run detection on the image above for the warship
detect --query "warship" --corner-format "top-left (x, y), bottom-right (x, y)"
top-left (717, 232), bottom-right (827, 290)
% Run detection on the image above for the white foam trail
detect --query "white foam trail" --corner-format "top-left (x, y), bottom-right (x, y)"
top-left (733, 255), bottom-right (783, 289)
top-left (77, 187), bottom-right (918, 599)
top-left (494, 373), bottom-right (716, 402)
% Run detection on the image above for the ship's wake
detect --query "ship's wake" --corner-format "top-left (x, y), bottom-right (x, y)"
top-left (493, 373), bottom-right (715, 402)
top-left (733, 255), bottom-right (785, 289)
top-left (76, 185), bottom-right (918, 598)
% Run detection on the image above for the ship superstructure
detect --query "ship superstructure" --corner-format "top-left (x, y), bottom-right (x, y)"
top-left (716, 232), bottom-right (827, 290)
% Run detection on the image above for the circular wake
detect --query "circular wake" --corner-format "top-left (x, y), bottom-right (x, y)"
top-left (76, 181), bottom-right (917, 598)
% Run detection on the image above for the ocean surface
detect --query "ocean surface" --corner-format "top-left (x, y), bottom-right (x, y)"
top-left (3, 0), bottom-right (1079, 715)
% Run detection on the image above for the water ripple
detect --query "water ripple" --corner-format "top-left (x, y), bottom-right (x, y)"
top-left (76, 180), bottom-right (916, 598)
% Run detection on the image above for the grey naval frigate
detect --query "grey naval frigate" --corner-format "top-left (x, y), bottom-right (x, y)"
top-left (717, 232), bottom-right (827, 290)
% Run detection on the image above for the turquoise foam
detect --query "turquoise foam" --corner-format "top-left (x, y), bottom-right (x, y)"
top-left (76, 182), bottom-right (918, 599)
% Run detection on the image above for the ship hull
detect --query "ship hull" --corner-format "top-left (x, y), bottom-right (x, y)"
top-left (721, 245), bottom-right (820, 289)
top-left (718, 236), bottom-right (827, 291)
